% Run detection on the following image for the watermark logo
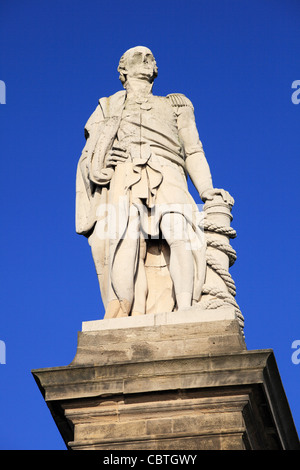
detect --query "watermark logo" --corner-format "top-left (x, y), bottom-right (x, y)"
top-left (0, 340), bottom-right (6, 364)
top-left (0, 80), bottom-right (6, 104)
top-left (291, 80), bottom-right (300, 105)
top-left (291, 340), bottom-right (300, 365)
top-left (93, 200), bottom-right (205, 250)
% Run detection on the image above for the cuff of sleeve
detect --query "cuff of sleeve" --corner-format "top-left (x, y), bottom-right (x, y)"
top-left (198, 179), bottom-right (213, 198)
top-left (89, 167), bottom-right (114, 185)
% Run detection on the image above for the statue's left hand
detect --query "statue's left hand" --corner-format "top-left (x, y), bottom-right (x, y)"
top-left (201, 188), bottom-right (234, 206)
top-left (106, 144), bottom-right (128, 168)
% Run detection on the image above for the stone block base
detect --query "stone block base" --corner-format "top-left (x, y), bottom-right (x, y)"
top-left (32, 307), bottom-right (299, 450)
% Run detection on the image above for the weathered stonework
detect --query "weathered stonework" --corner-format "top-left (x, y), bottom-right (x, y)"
top-left (32, 309), bottom-right (299, 450)
top-left (76, 46), bottom-right (238, 322)
top-left (32, 47), bottom-right (299, 451)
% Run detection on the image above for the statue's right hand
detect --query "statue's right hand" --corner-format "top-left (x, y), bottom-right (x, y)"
top-left (106, 145), bottom-right (128, 167)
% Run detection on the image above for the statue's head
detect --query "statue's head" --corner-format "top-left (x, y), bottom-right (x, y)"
top-left (118, 46), bottom-right (158, 86)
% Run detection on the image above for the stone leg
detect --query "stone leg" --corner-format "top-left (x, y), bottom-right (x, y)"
top-left (160, 212), bottom-right (194, 309)
top-left (110, 205), bottom-right (141, 316)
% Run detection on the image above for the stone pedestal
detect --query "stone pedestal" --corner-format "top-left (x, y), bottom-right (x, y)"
top-left (32, 307), bottom-right (299, 450)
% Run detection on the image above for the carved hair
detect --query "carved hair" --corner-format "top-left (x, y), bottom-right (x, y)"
top-left (118, 46), bottom-right (158, 85)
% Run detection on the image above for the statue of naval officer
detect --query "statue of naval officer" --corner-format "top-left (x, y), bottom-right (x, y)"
top-left (76, 46), bottom-right (233, 319)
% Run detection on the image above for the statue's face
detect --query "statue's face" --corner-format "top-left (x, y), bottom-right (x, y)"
top-left (125, 46), bottom-right (156, 81)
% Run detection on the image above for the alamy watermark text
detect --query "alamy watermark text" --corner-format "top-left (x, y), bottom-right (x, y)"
top-left (291, 340), bottom-right (300, 365)
top-left (291, 80), bottom-right (300, 104)
top-left (0, 340), bottom-right (6, 364)
top-left (0, 80), bottom-right (6, 104)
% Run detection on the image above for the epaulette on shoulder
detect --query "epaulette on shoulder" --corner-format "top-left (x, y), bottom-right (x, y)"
top-left (166, 93), bottom-right (194, 109)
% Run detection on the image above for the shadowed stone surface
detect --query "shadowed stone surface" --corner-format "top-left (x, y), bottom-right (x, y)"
top-left (32, 310), bottom-right (299, 450)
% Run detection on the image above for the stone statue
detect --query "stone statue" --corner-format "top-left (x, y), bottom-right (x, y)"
top-left (76, 46), bottom-right (239, 322)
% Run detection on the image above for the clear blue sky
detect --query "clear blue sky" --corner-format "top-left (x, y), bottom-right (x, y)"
top-left (0, 0), bottom-right (299, 449)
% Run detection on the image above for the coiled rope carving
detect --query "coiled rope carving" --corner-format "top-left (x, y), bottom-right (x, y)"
top-left (201, 219), bottom-right (244, 330)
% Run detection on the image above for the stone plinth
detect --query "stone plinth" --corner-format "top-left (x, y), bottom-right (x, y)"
top-left (32, 307), bottom-right (299, 450)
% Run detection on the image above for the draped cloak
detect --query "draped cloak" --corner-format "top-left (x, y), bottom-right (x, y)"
top-left (75, 90), bottom-right (208, 315)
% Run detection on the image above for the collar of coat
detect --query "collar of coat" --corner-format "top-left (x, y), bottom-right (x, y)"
top-left (97, 89), bottom-right (193, 119)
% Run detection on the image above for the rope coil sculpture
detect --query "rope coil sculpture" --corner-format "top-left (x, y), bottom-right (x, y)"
top-left (200, 199), bottom-right (244, 332)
